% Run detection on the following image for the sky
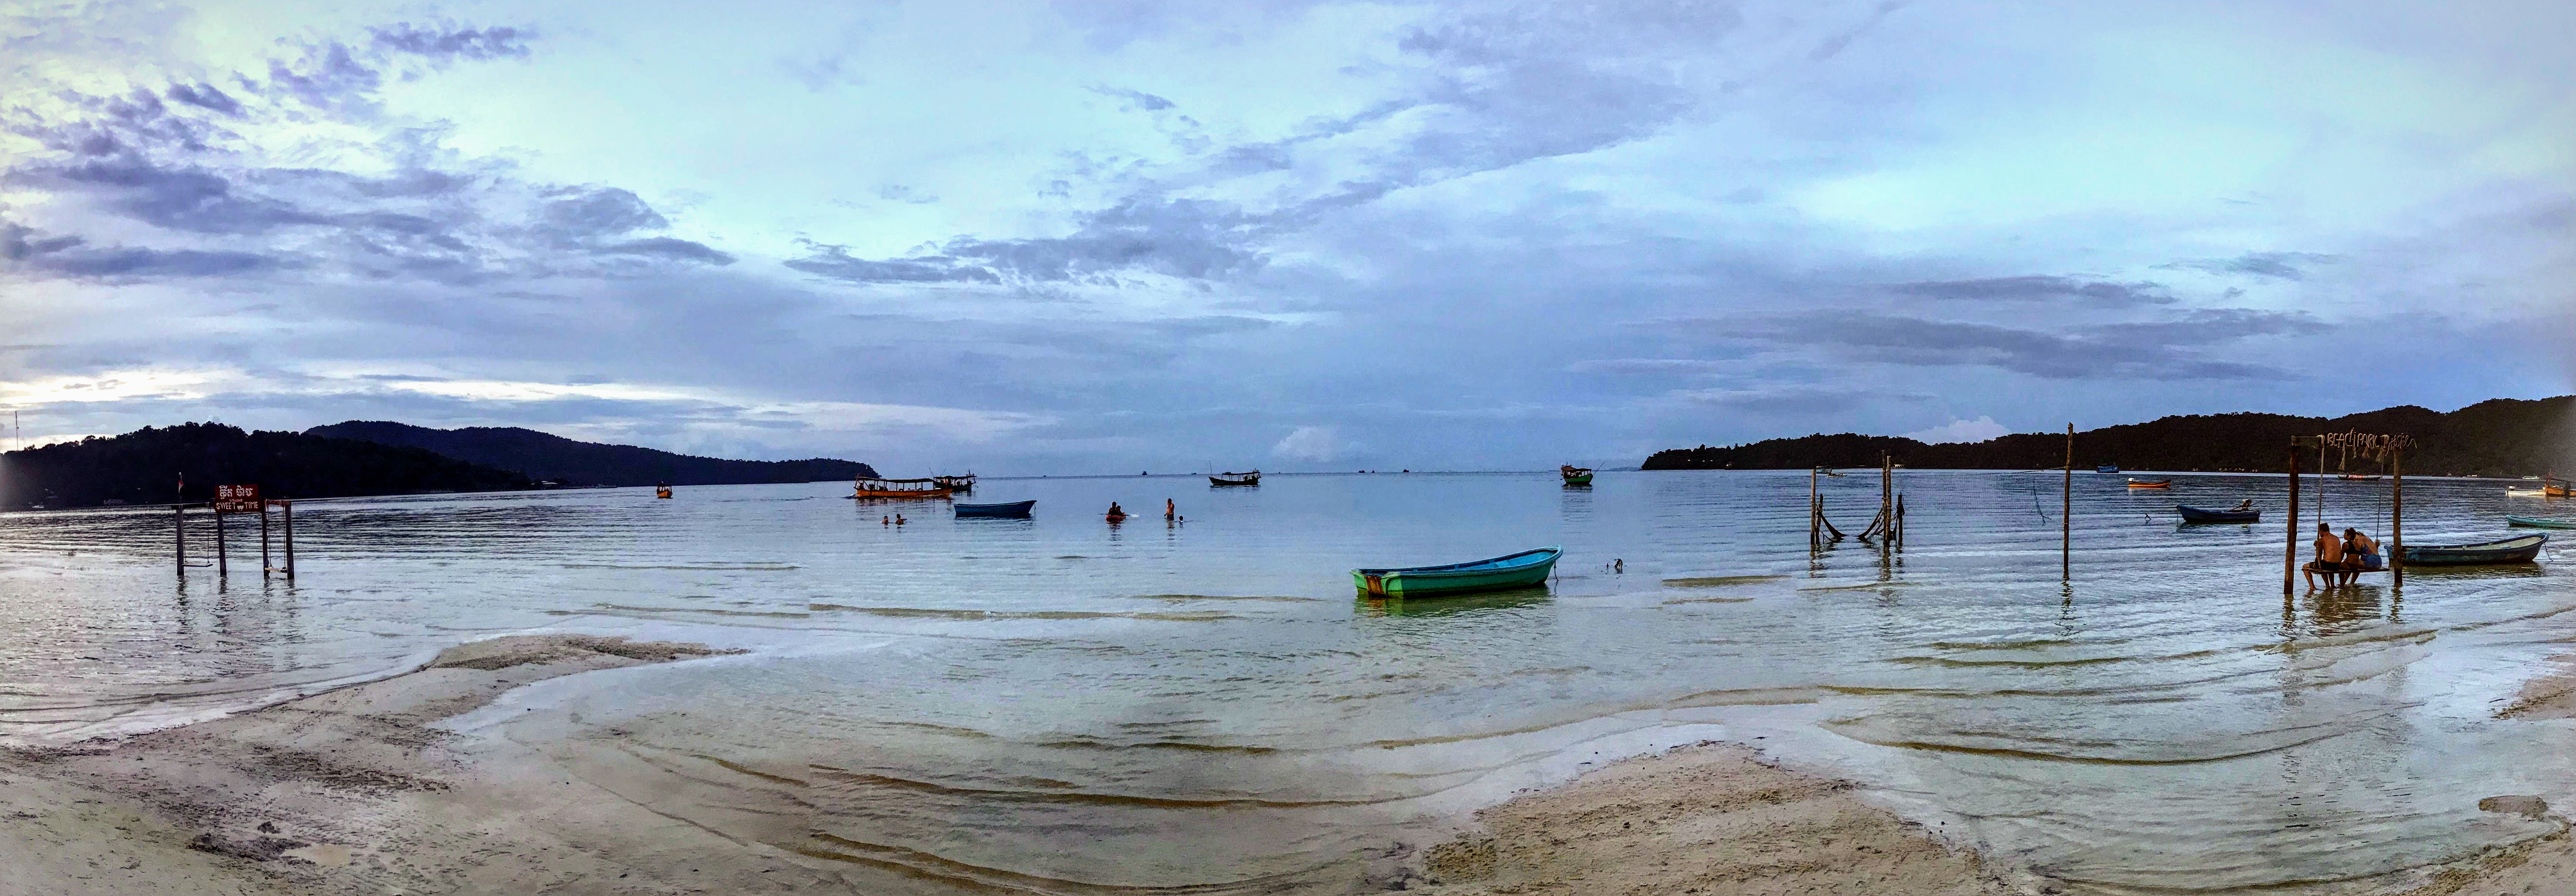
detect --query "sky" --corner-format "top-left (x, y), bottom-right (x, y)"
top-left (1, 1), bottom-right (2569, 474)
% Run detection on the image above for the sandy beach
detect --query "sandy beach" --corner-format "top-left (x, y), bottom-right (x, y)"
top-left (11, 633), bottom-right (2576, 895)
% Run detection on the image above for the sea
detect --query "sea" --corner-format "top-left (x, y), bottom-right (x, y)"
top-left (5, 470), bottom-right (2576, 893)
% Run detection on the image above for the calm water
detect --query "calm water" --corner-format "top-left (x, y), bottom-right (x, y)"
top-left (5, 470), bottom-right (2576, 893)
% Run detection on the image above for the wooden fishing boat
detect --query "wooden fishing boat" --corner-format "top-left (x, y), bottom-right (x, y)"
top-left (851, 477), bottom-right (953, 499)
top-left (1560, 465), bottom-right (1593, 485)
top-left (2178, 504), bottom-right (2259, 523)
top-left (2400, 534), bottom-right (2548, 566)
top-left (1354, 547), bottom-right (1561, 597)
top-left (1815, 467), bottom-right (1845, 477)
top-left (2506, 515), bottom-right (2576, 530)
top-left (2338, 474), bottom-right (2382, 481)
top-left (2508, 489), bottom-right (2549, 498)
top-left (2552, 485), bottom-right (2575, 499)
top-left (2126, 478), bottom-right (2172, 489)
top-left (932, 474), bottom-right (976, 493)
top-left (954, 500), bottom-right (1034, 518)
top-left (2096, 464), bottom-right (2120, 474)
top-left (1209, 471), bottom-right (1260, 487)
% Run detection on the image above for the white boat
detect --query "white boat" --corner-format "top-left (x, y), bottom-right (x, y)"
top-left (2509, 489), bottom-right (2548, 497)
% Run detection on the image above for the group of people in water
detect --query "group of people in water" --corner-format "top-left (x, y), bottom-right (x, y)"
top-left (1102, 500), bottom-right (1180, 523)
top-left (2304, 521), bottom-right (2384, 588)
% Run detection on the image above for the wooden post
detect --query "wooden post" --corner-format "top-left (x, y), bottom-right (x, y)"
top-left (2391, 449), bottom-right (2404, 587)
top-left (215, 508), bottom-right (227, 576)
top-left (175, 503), bottom-right (186, 577)
top-left (260, 503), bottom-right (271, 577)
top-left (282, 500), bottom-right (295, 580)
top-left (2284, 441), bottom-right (2301, 595)
top-left (2062, 424), bottom-right (2073, 581)
top-left (1894, 493), bottom-right (1906, 548)
top-left (1808, 467), bottom-right (1820, 548)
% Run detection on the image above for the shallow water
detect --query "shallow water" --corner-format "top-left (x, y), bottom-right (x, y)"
top-left (6, 470), bottom-right (2576, 892)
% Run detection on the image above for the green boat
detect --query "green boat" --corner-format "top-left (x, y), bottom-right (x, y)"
top-left (2507, 515), bottom-right (2576, 530)
top-left (1560, 465), bottom-right (1593, 486)
top-left (1355, 547), bottom-right (1562, 597)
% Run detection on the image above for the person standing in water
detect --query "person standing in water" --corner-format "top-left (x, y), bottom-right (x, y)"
top-left (1164, 499), bottom-right (1175, 521)
top-left (1106, 502), bottom-right (1126, 521)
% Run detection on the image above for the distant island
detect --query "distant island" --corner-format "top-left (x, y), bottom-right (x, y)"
top-left (308, 421), bottom-right (877, 487)
top-left (0, 421), bottom-right (881, 508)
top-left (1642, 397), bottom-right (2576, 478)
top-left (0, 423), bottom-right (532, 508)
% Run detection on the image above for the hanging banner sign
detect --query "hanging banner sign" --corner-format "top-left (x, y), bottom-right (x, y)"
top-left (214, 484), bottom-right (262, 513)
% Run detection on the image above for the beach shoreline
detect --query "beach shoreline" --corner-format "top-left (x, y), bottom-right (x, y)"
top-left (12, 634), bottom-right (2576, 895)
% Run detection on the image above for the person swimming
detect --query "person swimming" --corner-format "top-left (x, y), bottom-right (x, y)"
top-left (894, 513), bottom-right (906, 526)
top-left (881, 515), bottom-right (890, 526)
top-left (1106, 502), bottom-right (1126, 520)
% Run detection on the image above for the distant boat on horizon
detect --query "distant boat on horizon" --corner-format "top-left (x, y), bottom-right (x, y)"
top-left (2096, 464), bottom-right (2119, 474)
top-left (1560, 465), bottom-right (1593, 486)
top-left (1210, 470), bottom-right (1260, 487)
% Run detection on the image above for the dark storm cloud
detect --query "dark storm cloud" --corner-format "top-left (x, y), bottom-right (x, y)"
top-left (1719, 308), bottom-right (2322, 380)
top-left (2158, 251), bottom-right (2342, 280)
top-left (1891, 275), bottom-right (2175, 307)
top-left (538, 187), bottom-right (669, 243)
top-left (164, 83), bottom-right (243, 116)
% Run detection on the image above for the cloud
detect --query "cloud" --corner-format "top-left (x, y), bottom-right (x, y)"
top-left (1720, 308), bottom-right (2323, 380)
top-left (1891, 275), bottom-right (2174, 307)
top-left (1904, 415), bottom-right (2008, 443)
top-left (1272, 425), bottom-right (1359, 462)
top-left (368, 23), bottom-right (532, 61)
top-left (2, 220), bottom-right (282, 278)
top-left (1676, 384), bottom-right (1924, 415)
top-left (1088, 85), bottom-right (1177, 112)
top-left (2158, 252), bottom-right (2342, 280)
top-left (1567, 358), bottom-right (1733, 375)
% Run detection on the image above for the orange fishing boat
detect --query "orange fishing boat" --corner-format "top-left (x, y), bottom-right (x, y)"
top-left (2126, 477), bottom-right (2172, 489)
top-left (851, 476), bottom-right (953, 499)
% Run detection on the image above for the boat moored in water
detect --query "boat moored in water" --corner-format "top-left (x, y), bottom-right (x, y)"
top-left (1209, 470), bottom-right (1261, 487)
top-left (2506, 515), bottom-right (2576, 530)
top-left (1355, 547), bottom-right (1561, 597)
top-left (2401, 534), bottom-right (2548, 566)
top-left (1560, 465), bottom-right (1593, 486)
top-left (2096, 464), bottom-right (2120, 474)
top-left (852, 477), bottom-right (954, 499)
top-left (932, 474), bottom-right (976, 493)
top-left (2178, 504), bottom-right (2259, 523)
top-left (955, 499), bottom-right (1034, 518)
top-left (2126, 478), bottom-right (2173, 489)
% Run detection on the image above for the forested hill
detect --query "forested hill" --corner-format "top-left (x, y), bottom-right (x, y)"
top-left (1641, 397), bottom-right (2576, 478)
top-left (305, 421), bottom-right (877, 487)
top-left (0, 423), bottom-right (531, 508)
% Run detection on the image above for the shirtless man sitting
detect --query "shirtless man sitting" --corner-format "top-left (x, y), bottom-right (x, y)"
top-left (2304, 522), bottom-right (2345, 589)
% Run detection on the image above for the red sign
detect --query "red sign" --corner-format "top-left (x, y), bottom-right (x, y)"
top-left (214, 484), bottom-right (262, 513)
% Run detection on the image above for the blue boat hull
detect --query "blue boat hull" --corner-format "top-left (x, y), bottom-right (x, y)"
top-left (2178, 505), bottom-right (2259, 523)
top-left (954, 500), bottom-right (1035, 518)
top-left (2401, 534), bottom-right (2547, 566)
top-left (1355, 547), bottom-right (1561, 597)
top-left (2097, 465), bottom-right (2119, 473)
top-left (2506, 516), bottom-right (2576, 530)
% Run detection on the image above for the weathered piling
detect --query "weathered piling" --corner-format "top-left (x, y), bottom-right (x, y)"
top-left (2392, 451), bottom-right (2405, 587)
top-left (2283, 439), bottom-right (2302, 595)
top-left (2061, 424), bottom-right (2072, 581)
top-left (174, 504), bottom-right (186, 577)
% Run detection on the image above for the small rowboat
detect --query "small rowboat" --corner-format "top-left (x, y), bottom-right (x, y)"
top-left (1561, 465), bottom-right (1593, 486)
top-left (2096, 464), bottom-right (2120, 474)
top-left (2338, 474), bottom-right (2381, 481)
top-left (2506, 515), bottom-right (2576, 530)
top-left (1210, 471), bottom-right (1260, 487)
top-left (1355, 547), bottom-right (1561, 597)
top-left (2126, 478), bottom-right (2172, 489)
top-left (2401, 534), bottom-right (2548, 566)
top-left (955, 500), bottom-right (1034, 518)
top-left (1105, 511), bottom-right (1128, 523)
top-left (2178, 504), bottom-right (2259, 523)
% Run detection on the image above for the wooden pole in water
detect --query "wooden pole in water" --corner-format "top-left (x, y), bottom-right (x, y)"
top-left (174, 503), bottom-right (185, 577)
top-left (1808, 467), bottom-right (1819, 548)
top-left (2391, 449), bottom-right (2405, 588)
top-left (2284, 440), bottom-right (2301, 595)
top-left (2062, 424), bottom-right (2072, 581)
top-left (282, 500), bottom-right (295, 580)
top-left (260, 503), bottom-right (271, 577)
top-left (215, 508), bottom-right (226, 576)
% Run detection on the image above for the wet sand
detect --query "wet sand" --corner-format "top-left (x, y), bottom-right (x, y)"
top-left (13, 635), bottom-right (2576, 895)
top-left (1404, 742), bottom-right (2027, 896)
top-left (0, 634), bottom-right (858, 896)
